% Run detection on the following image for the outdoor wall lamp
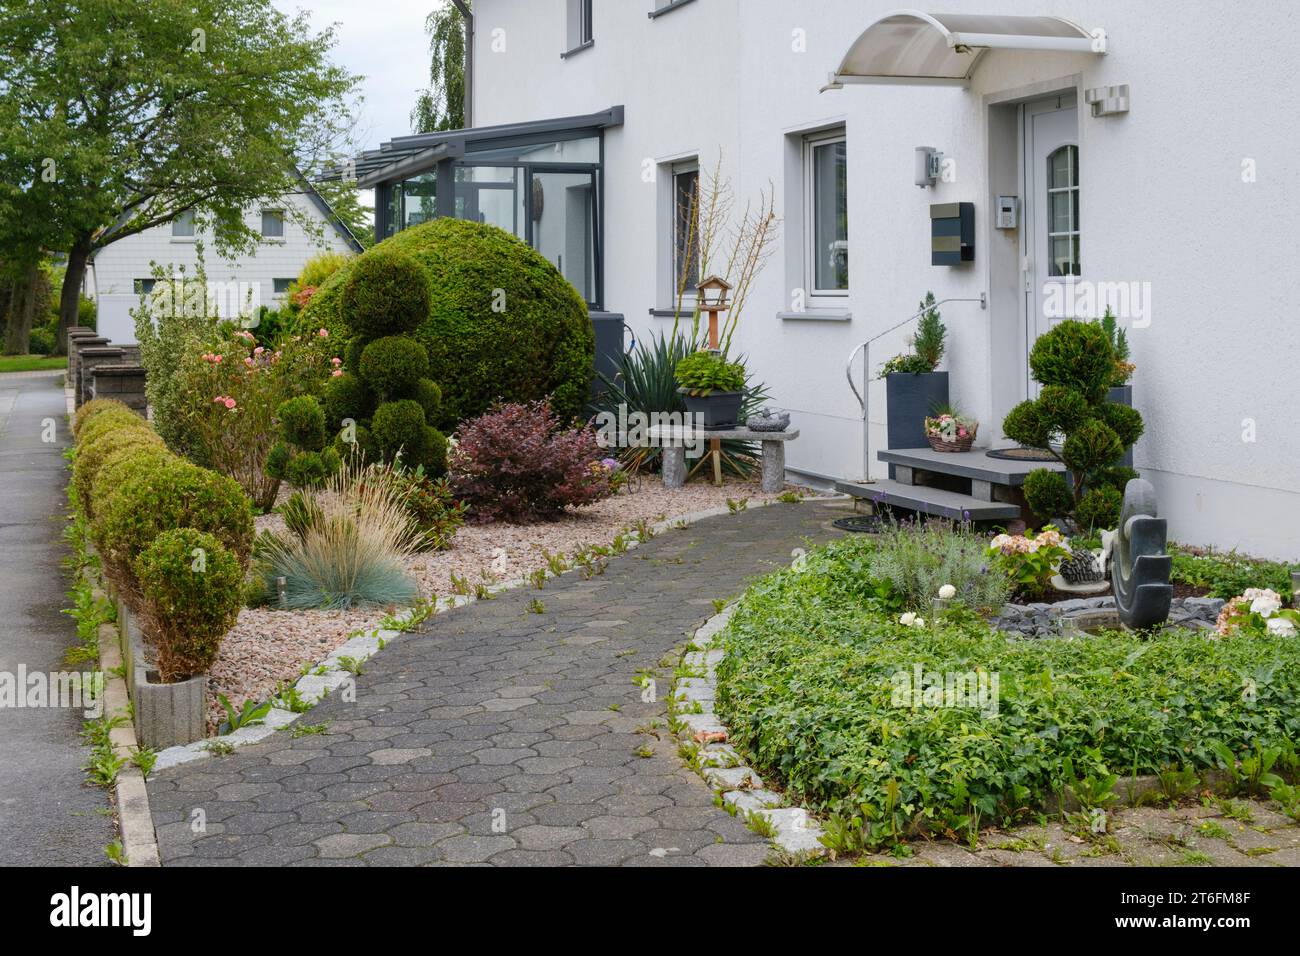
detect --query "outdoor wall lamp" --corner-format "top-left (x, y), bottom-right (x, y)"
top-left (915, 146), bottom-right (943, 188)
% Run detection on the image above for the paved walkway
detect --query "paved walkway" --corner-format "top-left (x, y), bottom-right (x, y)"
top-left (0, 371), bottom-right (115, 865)
top-left (148, 502), bottom-right (845, 866)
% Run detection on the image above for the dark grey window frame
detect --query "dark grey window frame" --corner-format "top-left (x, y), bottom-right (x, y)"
top-left (363, 110), bottom-right (622, 312)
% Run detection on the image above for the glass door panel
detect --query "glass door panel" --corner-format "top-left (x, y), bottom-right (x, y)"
top-left (529, 170), bottom-right (596, 304)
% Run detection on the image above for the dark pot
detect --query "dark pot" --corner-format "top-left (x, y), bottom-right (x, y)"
top-left (886, 372), bottom-right (949, 474)
top-left (1108, 384), bottom-right (1134, 468)
top-left (679, 389), bottom-right (743, 430)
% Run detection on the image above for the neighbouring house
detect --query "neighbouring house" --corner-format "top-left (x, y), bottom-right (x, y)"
top-left (350, 0), bottom-right (1299, 559)
top-left (86, 177), bottom-right (363, 344)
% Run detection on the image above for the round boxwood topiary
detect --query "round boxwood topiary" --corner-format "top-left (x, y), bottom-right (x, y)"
top-left (73, 398), bottom-right (133, 440)
top-left (95, 458), bottom-right (254, 594)
top-left (1029, 320), bottom-right (1114, 401)
top-left (135, 528), bottom-right (243, 682)
top-left (90, 447), bottom-right (176, 526)
top-left (277, 395), bottom-right (327, 451)
top-left (360, 335), bottom-right (430, 398)
top-left (72, 426), bottom-right (165, 516)
top-left (413, 378), bottom-right (442, 423)
top-left (339, 250), bottom-right (431, 340)
top-left (302, 218), bottom-right (594, 426)
top-left (370, 399), bottom-right (428, 462)
top-left (322, 372), bottom-right (371, 430)
top-left (77, 407), bottom-right (149, 450)
top-left (1076, 485), bottom-right (1123, 531)
top-left (1023, 468), bottom-right (1075, 523)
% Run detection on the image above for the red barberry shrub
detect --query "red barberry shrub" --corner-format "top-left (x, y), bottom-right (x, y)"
top-left (450, 400), bottom-right (614, 523)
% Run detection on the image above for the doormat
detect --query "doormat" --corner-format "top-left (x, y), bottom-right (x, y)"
top-left (832, 515), bottom-right (883, 534)
top-left (985, 447), bottom-right (1058, 462)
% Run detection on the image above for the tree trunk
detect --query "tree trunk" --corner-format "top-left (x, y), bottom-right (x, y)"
top-left (2, 262), bottom-right (40, 356)
top-left (56, 236), bottom-right (93, 355)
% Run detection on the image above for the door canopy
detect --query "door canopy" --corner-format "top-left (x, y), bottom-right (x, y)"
top-left (823, 10), bottom-right (1104, 90)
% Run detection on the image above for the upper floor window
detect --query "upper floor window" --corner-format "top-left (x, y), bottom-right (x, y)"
top-left (564, 0), bottom-right (593, 55)
top-left (261, 209), bottom-right (285, 239)
top-left (805, 132), bottom-right (848, 295)
top-left (273, 278), bottom-right (293, 295)
top-left (133, 278), bottom-right (156, 295)
top-left (171, 210), bottom-right (195, 238)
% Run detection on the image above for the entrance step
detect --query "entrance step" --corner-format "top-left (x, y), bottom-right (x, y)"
top-left (877, 446), bottom-right (1066, 486)
top-left (833, 478), bottom-right (1021, 521)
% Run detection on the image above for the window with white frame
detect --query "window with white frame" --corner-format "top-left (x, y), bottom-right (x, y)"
top-left (671, 161), bottom-right (700, 300)
top-left (261, 209), bottom-right (285, 239)
top-left (804, 132), bottom-right (848, 295)
top-left (565, 0), bottom-right (593, 52)
top-left (171, 210), bottom-right (195, 238)
top-left (273, 278), bottom-right (294, 294)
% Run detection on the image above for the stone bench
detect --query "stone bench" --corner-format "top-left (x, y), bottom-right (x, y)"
top-left (647, 426), bottom-right (800, 493)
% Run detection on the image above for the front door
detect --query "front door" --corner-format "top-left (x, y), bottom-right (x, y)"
top-left (1023, 95), bottom-right (1080, 394)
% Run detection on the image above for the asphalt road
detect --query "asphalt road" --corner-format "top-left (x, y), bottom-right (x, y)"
top-left (0, 372), bottom-right (114, 865)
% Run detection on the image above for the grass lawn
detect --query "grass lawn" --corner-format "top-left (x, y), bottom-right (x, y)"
top-left (0, 355), bottom-right (67, 373)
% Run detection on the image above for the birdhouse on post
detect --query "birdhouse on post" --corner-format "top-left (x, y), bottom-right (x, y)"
top-left (696, 275), bottom-right (732, 350)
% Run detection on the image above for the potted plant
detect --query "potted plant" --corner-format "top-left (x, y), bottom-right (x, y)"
top-left (924, 407), bottom-right (979, 452)
top-left (1099, 307), bottom-right (1135, 467)
top-left (675, 349), bottom-right (746, 430)
top-left (879, 292), bottom-right (948, 455)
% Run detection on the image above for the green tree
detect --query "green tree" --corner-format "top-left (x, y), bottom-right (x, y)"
top-left (411, 1), bottom-right (469, 133)
top-left (0, 0), bottom-right (360, 353)
top-left (314, 178), bottom-right (375, 249)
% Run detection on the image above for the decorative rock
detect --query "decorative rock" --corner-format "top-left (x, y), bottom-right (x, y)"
top-left (1059, 549), bottom-right (1104, 583)
top-left (747, 407), bottom-right (790, 432)
top-left (722, 789), bottom-right (783, 814)
top-left (702, 766), bottom-right (762, 791)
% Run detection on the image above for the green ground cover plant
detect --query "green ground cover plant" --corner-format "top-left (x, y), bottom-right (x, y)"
top-left (715, 536), bottom-right (1300, 848)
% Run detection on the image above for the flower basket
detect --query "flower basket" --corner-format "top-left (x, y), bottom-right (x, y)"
top-left (924, 413), bottom-right (978, 453)
top-left (927, 432), bottom-right (975, 453)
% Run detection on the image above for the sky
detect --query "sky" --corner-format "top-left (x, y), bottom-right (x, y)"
top-left (272, 0), bottom-right (440, 154)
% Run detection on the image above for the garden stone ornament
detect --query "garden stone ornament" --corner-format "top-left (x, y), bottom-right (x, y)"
top-left (747, 407), bottom-right (790, 432)
top-left (1111, 479), bottom-right (1173, 629)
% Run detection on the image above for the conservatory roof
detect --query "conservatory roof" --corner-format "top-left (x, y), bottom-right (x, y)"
top-left (822, 10), bottom-right (1104, 89)
top-left (335, 107), bottom-right (625, 188)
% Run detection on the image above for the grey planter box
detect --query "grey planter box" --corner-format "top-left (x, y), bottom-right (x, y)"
top-left (679, 389), bottom-right (744, 430)
top-left (118, 601), bottom-right (207, 750)
top-left (886, 371), bottom-right (949, 477)
top-left (1108, 384), bottom-right (1134, 468)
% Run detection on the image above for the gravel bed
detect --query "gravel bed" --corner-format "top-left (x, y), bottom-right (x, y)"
top-left (205, 479), bottom-right (806, 730)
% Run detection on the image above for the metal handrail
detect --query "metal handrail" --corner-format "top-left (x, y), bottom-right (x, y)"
top-left (845, 293), bottom-right (986, 417)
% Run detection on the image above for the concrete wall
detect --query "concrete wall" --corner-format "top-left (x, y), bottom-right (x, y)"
top-left (87, 191), bottom-right (355, 345)
top-left (471, 0), bottom-right (1300, 558)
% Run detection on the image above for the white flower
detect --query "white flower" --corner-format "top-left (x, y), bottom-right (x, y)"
top-left (899, 612), bottom-right (916, 626)
top-left (914, 617), bottom-right (926, 628)
top-left (1250, 595), bottom-right (1282, 618)
top-left (938, 584), bottom-right (957, 600)
top-left (1266, 617), bottom-right (1296, 637)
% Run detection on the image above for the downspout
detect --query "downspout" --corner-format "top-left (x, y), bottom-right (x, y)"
top-left (451, 0), bottom-right (474, 128)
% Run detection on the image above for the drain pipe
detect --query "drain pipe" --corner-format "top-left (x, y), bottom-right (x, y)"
top-left (451, 0), bottom-right (474, 129)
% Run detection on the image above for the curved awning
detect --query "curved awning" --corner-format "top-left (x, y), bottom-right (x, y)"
top-left (823, 10), bottom-right (1104, 90)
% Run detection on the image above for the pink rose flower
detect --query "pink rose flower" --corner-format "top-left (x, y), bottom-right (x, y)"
top-left (318, 328), bottom-right (329, 338)
top-left (332, 369), bottom-right (343, 378)
top-left (224, 398), bottom-right (237, 409)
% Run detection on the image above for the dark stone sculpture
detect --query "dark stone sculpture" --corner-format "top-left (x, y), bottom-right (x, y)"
top-left (1112, 478), bottom-right (1173, 629)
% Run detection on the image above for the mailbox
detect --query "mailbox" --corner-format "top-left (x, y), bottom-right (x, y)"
top-left (930, 202), bottom-right (974, 265)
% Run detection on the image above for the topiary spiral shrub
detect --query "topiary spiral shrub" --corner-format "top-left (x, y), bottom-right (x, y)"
top-left (1003, 319), bottom-right (1144, 530)
top-left (302, 218), bottom-right (594, 426)
top-left (295, 249), bottom-right (449, 475)
top-left (450, 400), bottom-right (614, 523)
top-left (134, 528), bottom-right (243, 682)
top-left (266, 394), bottom-right (340, 489)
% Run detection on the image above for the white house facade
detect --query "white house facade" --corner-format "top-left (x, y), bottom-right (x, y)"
top-left (358, 0), bottom-right (1300, 559)
top-left (87, 186), bottom-right (361, 345)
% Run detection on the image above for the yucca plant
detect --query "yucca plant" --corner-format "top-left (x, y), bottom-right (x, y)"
top-left (256, 456), bottom-right (421, 610)
top-left (594, 330), bottom-right (769, 476)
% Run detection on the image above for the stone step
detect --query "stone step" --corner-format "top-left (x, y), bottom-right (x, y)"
top-left (878, 446), bottom-right (1066, 487)
top-left (833, 478), bottom-right (1021, 521)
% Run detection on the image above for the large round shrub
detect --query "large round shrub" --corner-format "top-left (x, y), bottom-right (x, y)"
top-left (339, 250), bottom-right (431, 340)
top-left (371, 399), bottom-right (429, 461)
top-left (1029, 320), bottom-right (1114, 401)
top-left (135, 529), bottom-right (243, 682)
top-left (77, 407), bottom-right (148, 450)
top-left (73, 398), bottom-right (132, 440)
top-left (91, 446), bottom-right (175, 519)
top-left (303, 218), bottom-right (594, 426)
top-left (321, 372), bottom-right (371, 430)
